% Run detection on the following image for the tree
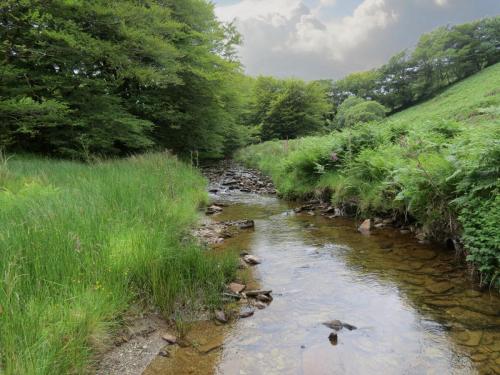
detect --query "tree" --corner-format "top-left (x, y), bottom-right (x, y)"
top-left (260, 80), bottom-right (329, 140)
top-left (335, 97), bottom-right (386, 129)
top-left (0, 0), bottom-right (245, 158)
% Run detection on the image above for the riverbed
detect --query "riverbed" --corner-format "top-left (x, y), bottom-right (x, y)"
top-left (147, 165), bottom-right (500, 375)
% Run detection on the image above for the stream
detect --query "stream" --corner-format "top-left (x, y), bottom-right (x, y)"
top-left (148, 164), bottom-right (500, 375)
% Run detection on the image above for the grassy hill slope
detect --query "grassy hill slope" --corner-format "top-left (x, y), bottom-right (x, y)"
top-left (237, 63), bottom-right (500, 287)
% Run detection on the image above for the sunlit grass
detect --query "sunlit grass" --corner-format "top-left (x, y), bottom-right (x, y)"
top-left (0, 153), bottom-right (236, 374)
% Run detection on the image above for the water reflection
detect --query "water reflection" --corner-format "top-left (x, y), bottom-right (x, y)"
top-left (213, 195), bottom-right (500, 375)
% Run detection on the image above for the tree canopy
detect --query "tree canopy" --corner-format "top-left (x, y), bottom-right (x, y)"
top-left (0, 0), bottom-right (245, 158)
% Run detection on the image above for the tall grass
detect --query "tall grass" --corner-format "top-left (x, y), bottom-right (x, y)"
top-left (0, 153), bottom-right (236, 374)
top-left (237, 63), bottom-right (500, 288)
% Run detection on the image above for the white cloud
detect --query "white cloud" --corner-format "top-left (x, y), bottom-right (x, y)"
top-left (214, 0), bottom-right (500, 79)
top-left (288, 0), bottom-right (398, 61)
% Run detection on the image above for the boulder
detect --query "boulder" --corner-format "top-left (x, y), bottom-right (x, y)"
top-left (358, 219), bottom-right (371, 233)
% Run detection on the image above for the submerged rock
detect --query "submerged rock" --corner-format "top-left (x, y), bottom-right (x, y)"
top-left (323, 320), bottom-right (357, 331)
top-left (425, 281), bottom-right (454, 294)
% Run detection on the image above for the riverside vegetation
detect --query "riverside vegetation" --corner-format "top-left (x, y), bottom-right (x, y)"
top-left (0, 153), bottom-right (236, 374)
top-left (237, 63), bottom-right (500, 289)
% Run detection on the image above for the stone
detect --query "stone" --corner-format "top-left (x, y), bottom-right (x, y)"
top-left (238, 220), bottom-right (255, 229)
top-left (198, 340), bottom-right (223, 354)
top-left (209, 188), bottom-right (219, 193)
top-left (322, 206), bottom-right (336, 214)
top-left (239, 308), bottom-right (255, 319)
top-left (400, 229), bottom-right (411, 234)
top-left (206, 205), bottom-right (223, 215)
top-left (161, 333), bottom-right (177, 345)
top-left (229, 282), bottom-right (246, 294)
top-left (215, 310), bottom-right (227, 323)
top-left (256, 294), bottom-right (272, 303)
top-left (328, 332), bottom-right (338, 345)
top-left (243, 255), bottom-right (261, 265)
top-left (255, 301), bottom-right (267, 309)
top-left (323, 320), bottom-right (356, 331)
top-left (158, 350), bottom-right (170, 357)
top-left (382, 218), bottom-right (393, 225)
top-left (425, 281), bottom-right (454, 294)
top-left (465, 290), bottom-right (482, 298)
top-left (380, 242), bottom-right (394, 250)
top-left (245, 290), bottom-right (272, 297)
top-left (358, 219), bottom-right (371, 233)
top-left (456, 330), bottom-right (483, 347)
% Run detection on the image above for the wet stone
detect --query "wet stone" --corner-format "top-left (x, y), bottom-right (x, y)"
top-left (256, 294), bottom-right (272, 303)
top-left (158, 350), bottom-right (170, 358)
top-left (328, 332), bottom-right (338, 345)
top-left (239, 309), bottom-right (255, 319)
top-left (425, 281), bottom-right (454, 294)
top-left (229, 282), bottom-right (246, 294)
top-left (456, 330), bottom-right (483, 347)
top-left (255, 301), bottom-right (267, 310)
top-left (161, 333), bottom-right (177, 345)
top-left (215, 310), bottom-right (228, 324)
top-left (243, 255), bottom-right (261, 265)
top-left (358, 219), bottom-right (372, 234)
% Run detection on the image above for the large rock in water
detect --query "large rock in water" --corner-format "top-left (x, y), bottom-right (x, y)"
top-left (358, 219), bottom-right (372, 234)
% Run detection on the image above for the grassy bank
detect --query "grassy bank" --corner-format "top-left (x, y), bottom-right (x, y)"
top-left (237, 63), bottom-right (500, 287)
top-left (0, 153), bottom-right (236, 374)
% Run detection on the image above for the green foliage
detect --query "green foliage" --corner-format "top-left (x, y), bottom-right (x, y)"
top-left (0, 0), bottom-right (245, 158)
top-left (329, 16), bottom-right (500, 113)
top-left (246, 77), bottom-right (329, 141)
top-left (237, 63), bottom-right (500, 286)
top-left (0, 153), bottom-right (236, 374)
top-left (339, 99), bottom-right (387, 128)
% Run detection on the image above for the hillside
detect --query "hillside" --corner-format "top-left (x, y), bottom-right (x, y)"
top-left (237, 63), bottom-right (500, 287)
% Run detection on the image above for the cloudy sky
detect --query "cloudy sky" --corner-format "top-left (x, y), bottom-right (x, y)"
top-left (213, 0), bottom-right (500, 80)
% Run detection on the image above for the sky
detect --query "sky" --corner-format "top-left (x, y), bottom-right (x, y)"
top-left (213, 0), bottom-right (500, 80)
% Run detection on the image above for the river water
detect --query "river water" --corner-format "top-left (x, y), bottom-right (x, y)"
top-left (147, 172), bottom-right (500, 375)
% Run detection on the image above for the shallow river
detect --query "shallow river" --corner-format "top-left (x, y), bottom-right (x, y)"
top-left (148, 180), bottom-right (500, 375)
